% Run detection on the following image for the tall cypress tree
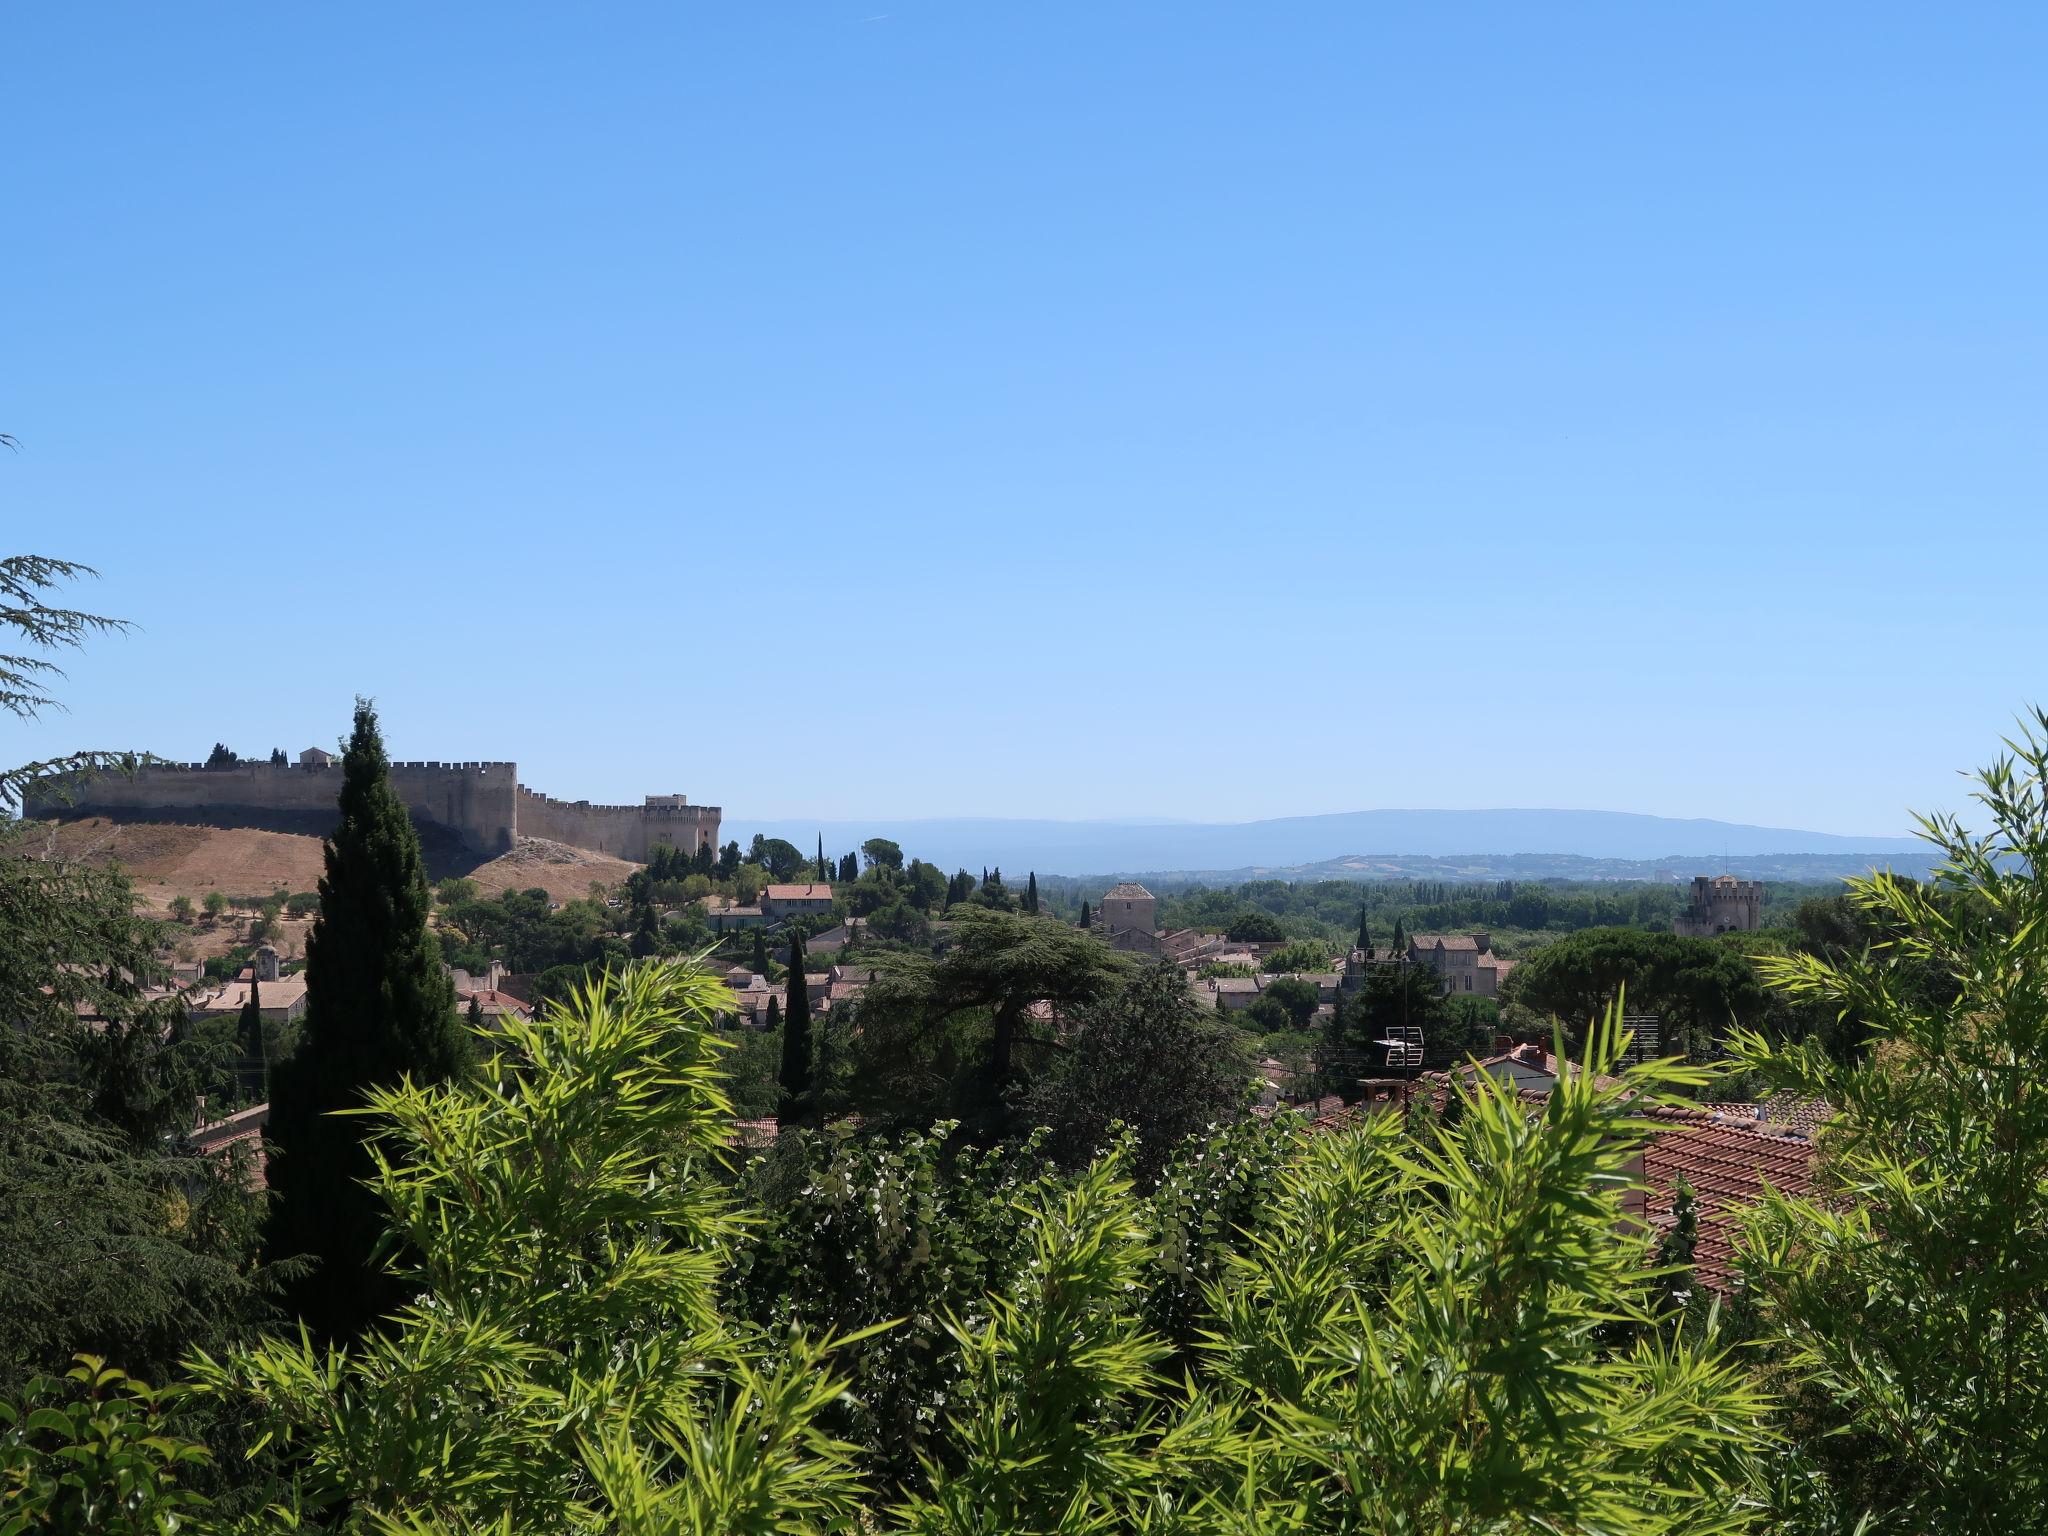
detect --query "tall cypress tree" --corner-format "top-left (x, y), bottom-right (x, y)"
top-left (777, 928), bottom-right (811, 1126)
top-left (263, 699), bottom-right (469, 1341)
top-left (1357, 904), bottom-right (1372, 953)
top-left (1080, 900), bottom-right (1092, 929)
top-left (237, 975), bottom-right (265, 1099)
top-left (1025, 871), bottom-right (1039, 915)
top-left (816, 834), bottom-right (828, 882)
top-left (751, 928), bottom-right (770, 977)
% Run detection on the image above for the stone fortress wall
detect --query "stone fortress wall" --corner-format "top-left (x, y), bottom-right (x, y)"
top-left (24, 758), bottom-right (718, 864)
top-left (514, 786), bottom-right (719, 863)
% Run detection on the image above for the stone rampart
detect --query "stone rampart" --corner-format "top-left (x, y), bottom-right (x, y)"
top-left (23, 759), bottom-right (718, 864)
top-left (514, 786), bottom-right (720, 862)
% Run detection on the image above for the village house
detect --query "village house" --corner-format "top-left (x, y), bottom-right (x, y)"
top-left (1407, 933), bottom-right (1517, 998)
top-left (188, 945), bottom-right (308, 1026)
top-left (805, 918), bottom-right (867, 957)
top-left (761, 883), bottom-right (834, 923)
top-left (1195, 975), bottom-right (1262, 1013)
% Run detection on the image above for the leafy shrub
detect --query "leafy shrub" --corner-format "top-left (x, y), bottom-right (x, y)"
top-left (0, 1357), bottom-right (210, 1534)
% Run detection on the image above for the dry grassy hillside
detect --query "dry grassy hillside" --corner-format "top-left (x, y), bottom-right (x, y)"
top-left (23, 818), bottom-right (639, 957)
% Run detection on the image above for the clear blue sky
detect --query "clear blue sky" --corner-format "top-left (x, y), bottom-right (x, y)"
top-left (5, 3), bottom-right (2043, 836)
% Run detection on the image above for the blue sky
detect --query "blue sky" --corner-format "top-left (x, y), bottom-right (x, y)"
top-left (4, 3), bottom-right (2043, 836)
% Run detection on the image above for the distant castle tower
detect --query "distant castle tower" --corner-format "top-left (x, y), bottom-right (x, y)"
top-left (1673, 875), bottom-right (1762, 936)
top-left (1098, 882), bottom-right (1158, 941)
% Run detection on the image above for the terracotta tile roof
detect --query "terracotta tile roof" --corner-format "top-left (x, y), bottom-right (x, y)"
top-left (189, 975), bottom-right (309, 1016)
top-left (463, 989), bottom-right (533, 1021)
top-left (1411, 934), bottom-right (1483, 952)
top-left (192, 1102), bottom-right (270, 1183)
top-left (1637, 1107), bottom-right (1818, 1291)
top-left (1310, 1074), bottom-right (1816, 1295)
top-left (1102, 882), bottom-right (1154, 900)
top-left (763, 884), bottom-right (833, 901)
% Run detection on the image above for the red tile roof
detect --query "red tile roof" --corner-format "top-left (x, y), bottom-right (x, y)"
top-left (1637, 1107), bottom-right (1818, 1291)
top-left (763, 884), bottom-right (833, 901)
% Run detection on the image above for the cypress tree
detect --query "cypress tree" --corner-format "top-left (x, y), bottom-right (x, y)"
top-left (1391, 917), bottom-right (1406, 954)
top-left (1025, 871), bottom-right (1039, 915)
top-left (466, 993), bottom-right (484, 1029)
top-left (816, 834), bottom-right (828, 882)
top-left (237, 974), bottom-right (265, 1098)
top-left (765, 994), bottom-right (781, 1033)
top-left (778, 929), bottom-right (811, 1126)
top-left (1357, 904), bottom-right (1371, 953)
top-left (1080, 900), bottom-right (1092, 929)
top-left (751, 929), bottom-right (770, 977)
top-left (630, 902), bottom-right (659, 958)
top-left (262, 699), bottom-right (469, 1342)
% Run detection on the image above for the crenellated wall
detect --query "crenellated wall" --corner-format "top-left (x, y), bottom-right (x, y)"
top-left (514, 786), bottom-right (720, 862)
top-left (23, 758), bottom-right (718, 864)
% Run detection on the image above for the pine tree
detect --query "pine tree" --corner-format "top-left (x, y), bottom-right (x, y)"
top-left (778, 929), bottom-right (811, 1126)
top-left (262, 698), bottom-right (470, 1342)
top-left (1026, 871), bottom-right (1039, 915)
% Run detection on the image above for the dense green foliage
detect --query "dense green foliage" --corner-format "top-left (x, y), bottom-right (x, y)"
top-left (165, 966), bottom-right (1773, 1535)
top-left (261, 700), bottom-right (471, 1341)
top-left (1501, 928), bottom-right (1771, 1056)
top-left (1020, 960), bottom-right (1253, 1179)
top-left (0, 1357), bottom-right (212, 1535)
top-left (1730, 713), bottom-right (2048, 1531)
top-left (853, 908), bottom-right (1135, 1137)
top-left (1, 556), bottom-right (273, 1401)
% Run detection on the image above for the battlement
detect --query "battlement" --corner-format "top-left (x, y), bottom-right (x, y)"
top-left (1674, 874), bottom-right (1763, 936)
top-left (23, 755), bottom-right (719, 865)
top-left (512, 782), bottom-right (719, 860)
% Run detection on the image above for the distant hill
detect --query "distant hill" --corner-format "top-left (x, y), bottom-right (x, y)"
top-left (725, 809), bottom-right (1928, 881)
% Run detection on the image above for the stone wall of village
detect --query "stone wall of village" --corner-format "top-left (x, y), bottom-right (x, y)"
top-left (25, 758), bottom-right (719, 863)
top-left (513, 786), bottom-right (720, 862)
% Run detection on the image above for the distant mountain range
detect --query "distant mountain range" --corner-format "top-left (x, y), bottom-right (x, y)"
top-left (722, 809), bottom-right (1929, 882)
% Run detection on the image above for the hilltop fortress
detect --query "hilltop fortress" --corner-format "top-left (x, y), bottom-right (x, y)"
top-left (24, 752), bottom-right (720, 864)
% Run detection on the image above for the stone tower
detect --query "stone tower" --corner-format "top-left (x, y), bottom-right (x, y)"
top-left (1098, 881), bottom-right (1158, 940)
top-left (1673, 875), bottom-right (1763, 936)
